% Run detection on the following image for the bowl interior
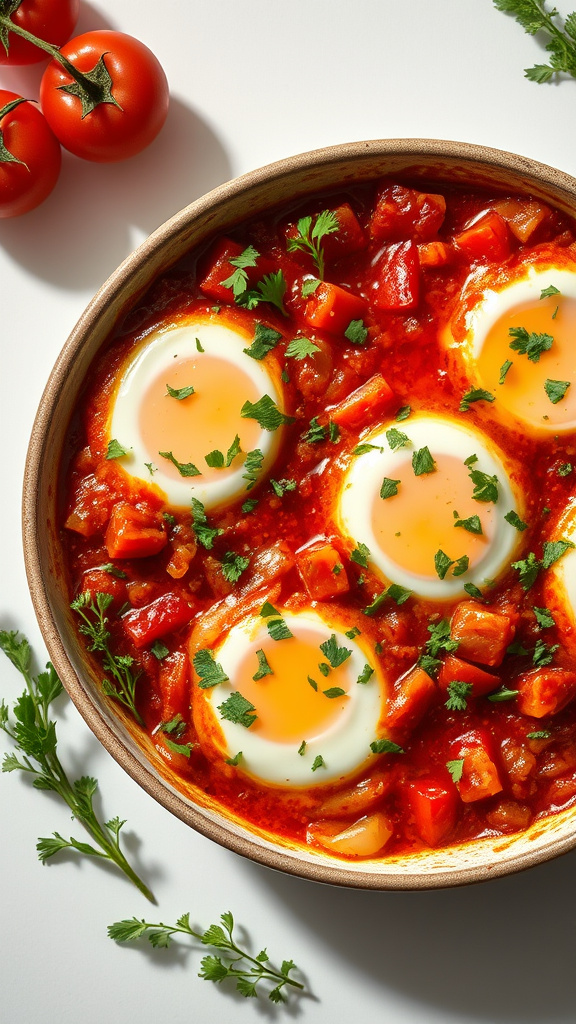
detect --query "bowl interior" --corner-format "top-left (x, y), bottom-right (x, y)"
top-left (23, 138), bottom-right (576, 889)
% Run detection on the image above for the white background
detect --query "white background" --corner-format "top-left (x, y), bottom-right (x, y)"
top-left (2, 2), bottom-right (576, 1021)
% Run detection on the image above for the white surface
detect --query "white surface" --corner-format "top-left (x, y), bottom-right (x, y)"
top-left (2, 1), bottom-right (576, 1021)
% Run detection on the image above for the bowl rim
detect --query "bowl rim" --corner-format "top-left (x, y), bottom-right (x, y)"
top-left (22, 136), bottom-right (576, 891)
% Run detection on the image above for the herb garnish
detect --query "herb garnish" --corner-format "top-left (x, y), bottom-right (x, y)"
top-left (344, 319), bottom-right (368, 345)
top-left (285, 337), bottom-right (320, 360)
top-left (204, 435), bottom-right (242, 469)
top-left (504, 509), bottom-right (529, 531)
top-left (242, 448), bottom-right (264, 491)
top-left (260, 602), bottom-right (294, 641)
top-left (218, 692), bottom-right (257, 728)
top-left (467, 460), bottom-right (499, 503)
top-left (493, 0), bottom-right (576, 84)
top-left (351, 542), bottom-right (370, 567)
top-left (460, 388), bottom-right (495, 411)
top-left (221, 245), bottom-right (260, 296)
top-left (270, 478), bottom-right (297, 497)
top-left (499, 359), bottom-right (513, 384)
top-left (241, 394), bottom-right (295, 431)
top-left (453, 512), bottom-right (483, 534)
top-left (71, 593), bottom-right (143, 724)
top-left (191, 497), bottom-right (224, 549)
top-left (286, 209), bottom-right (340, 279)
top-left (311, 754), bottom-right (326, 771)
top-left (386, 427), bottom-right (410, 450)
top-left (193, 648), bottom-right (229, 689)
top-left (434, 550), bottom-right (469, 580)
top-left (380, 477), bottom-right (401, 499)
top-left (446, 758), bottom-right (464, 783)
top-left (412, 446), bottom-right (436, 475)
top-left (243, 323), bottom-right (282, 360)
top-left (544, 378), bottom-right (570, 404)
top-left (357, 664), bottom-right (374, 684)
top-left (220, 551), bottom-right (250, 583)
top-left (106, 439), bottom-right (130, 460)
top-left (253, 649), bottom-right (273, 681)
top-left (159, 450), bottom-right (201, 477)
top-left (445, 681), bottom-right (473, 711)
top-left (0, 630), bottom-right (154, 901)
top-left (166, 383), bottom-right (195, 400)
top-left (370, 738), bottom-right (404, 755)
top-left (509, 326), bottom-right (553, 362)
top-left (319, 634), bottom-right (352, 669)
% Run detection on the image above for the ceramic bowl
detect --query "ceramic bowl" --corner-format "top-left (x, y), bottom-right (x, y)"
top-left (23, 138), bottom-right (576, 889)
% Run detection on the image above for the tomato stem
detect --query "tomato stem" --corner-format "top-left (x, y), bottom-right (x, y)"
top-left (0, 95), bottom-right (28, 121)
top-left (0, 15), bottom-right (103, 102)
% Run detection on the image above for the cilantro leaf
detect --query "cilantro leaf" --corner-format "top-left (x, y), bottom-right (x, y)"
top-left (453, 513), bottom-right (483, 534)
top-left (412, 446), bottom-right (436, 475)
top-left (386, 427), bottom-right (410, 450)
top-left (446, 758), bottom-right (464, 783)
top-left (319, 634), bottom-right (352, 668)
top-left (504, 509), bottom-right (529, 531)
top-left (544, 378), bottom-right (570, 404)
top-left (344, 319), bottom-right (368, 345)
top-left (487, 687), bottom-right (519, 702)
top-left (285, 337), bottom-right (320, 360)
top-left (357, 664), bottom-right (374, 684)
top-left (270, 478), bottom-right (297, 497)
top-left (287, 209), bottom-right (339, 278)
top-left (311, 754), bottom-right (326, 771)
top-left (242, 448), bottom-right (264, 491)
top-left (468, 464), bottom-right (499, 503)
top-left (370, 738), bottom-right (404, 755)
top-left (166, 383), bottom-right (195, 400)
top-left (511, 551), bottom-right (541, 590)
top-left (350, 542), bottom-right (370, 568)
top-left (106, 439), bottom-right (130, 460)
top-left (159, 450), bottom-right (201, 477)
top-left (221, 245), bottom-right (260, 296)
top-left (459, 388), bottom-right (495, 412)
top-left (380, 477), bottom-right (401, 499)
top-left (395, 405), bottom-right (411, 421)
top-left (542, 538), bottom-right (574, 568)
top-left (205, 434), bottom-right (242, 469)
top-left (445, 681), bottom-right (473, 711)
top-left (323, 687), bottom-right (347, 699)
top-left (253, 649), bottom-right (273, 681)
top-left (509, 326), bottom-right (554, 362)
top-left (191, 497), bottom-right (224, 549)
top-left (221, 551), bottom-right (250, 583)
top-left (533, 606), bottom-right (555, 629)
top-left (499, 359), bottom-right (513, 384)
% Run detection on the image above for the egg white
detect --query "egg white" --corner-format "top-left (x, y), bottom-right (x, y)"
top-left (337, 414), bottom-right (523, 601)
top-left (108, 317), bottom-right (284, 510)
top-left (195, 610), bottom-right (387, 787)
top-left (455, 266), bottom-right (576, 434)
top-left (543, 505), bottom-right (576, 647)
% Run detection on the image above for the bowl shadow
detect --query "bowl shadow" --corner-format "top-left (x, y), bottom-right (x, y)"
top-left (0, 97), bottom-right (232, 291)
top-left (248, 849), bottom-right (576, 1022)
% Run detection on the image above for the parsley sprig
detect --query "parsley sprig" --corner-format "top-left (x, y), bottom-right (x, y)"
top-left (108, 910), bottom-right (303, 1003)
top-left (493, 0), bottom-right (576, 83)
top-left (286, 209), bottom-right (340, 279)
top-left (0, 629), bottom-right (154, 901)
top-left (70, 593), bottom-right (143, 725)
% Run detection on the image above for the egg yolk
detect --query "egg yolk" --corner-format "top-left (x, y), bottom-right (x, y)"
top-left (476, 293), bottom-right (576, 429)
top-left (371, 453), bottom-right (494, 578)
top-left (139, 354), bottom-right (263, 481)
top-left (233, 629), bottom-right (353, 743)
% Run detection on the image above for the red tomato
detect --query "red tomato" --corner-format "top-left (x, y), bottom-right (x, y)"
top-left (0, 90), bottom-right (61, 217)
top-left (0, 0), bottom-right (78, 65)
top-left (39, 30), bottom-right (169, 162)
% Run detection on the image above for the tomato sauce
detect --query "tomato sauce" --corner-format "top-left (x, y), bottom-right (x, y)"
top-left (61, 179), bottom-right (576, 859)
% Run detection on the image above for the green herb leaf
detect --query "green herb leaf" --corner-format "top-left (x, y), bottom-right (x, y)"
top-left (468, 464), bottom-right (499, 503)
top-left (311, 754), bottom-right (326, 771)
top-left (446, 758), bottom-right (464, 783)
top-left (241, 498), bottom-right (258, 513)
top-left (270, 478), bottom-right (297, 497)
top-left (166, 383), bottom-right (195, 400)
top-left (357, 664), bottom-right (374, 685)
top-left (191, 497), bottom-right (224, 549)
top-left (319, 634), bottom-right (352, 668)
top-left (344, 319), bottom-right (368, 345)
top-left (488, 687), bottom-right (519, 702)
top-left (221, 551), bottom-right (250, 583)
top-left (106, 439), bottom-right (130, 460)
top-left (150, 641), bottom-right (169, 661)
top-left (504, 509), bottom-right (529, 531)
top-left (387, 583), bottom-right (412, 605)
top-left (454, 513), bottom-right (483, 534)
top-left (445, 681), bottom-right (473, 711)
top-left (298, 740), bottom-right (307, 755)
top-left (533, 606), bottom-right (556, 629)
top-left (225, 751), bottom-right (243, 766)
top-left (205, 435), bottom-right (242, 470)
top-left (499, 359), bottom-right (513, 384)
top-left (221, 245), bottom-right (260, 296)
top-left (285, 337), bottom-right (320, 360)
top-left (386, 427), bottom-right (410, 450)
top-left (527, 730), bottom-right (551, 740)
top-left (351, 542), bottom-right (370, 568)
top-left (380, 477), bottom-right (401, 499)
top-left (460, 388), bottom-right (495, 412)
top-left (544, 378), bottom-right (570, 404)
top-left (101, 563), bottom-right (128, 579)
top-left (558, 462), bottom-right (572, 476)
top-left (253, 649), bottom-right (273, 681)
top-left (395, 405), bottom-right (412, 421)
top-left (511, 551), bottom-right (541, 590)
top-left (370, 738), bottom-right (404, 755)
top-left (412, 446), bottom-right (436, 475)
top-left (243, 323), bottom-right (282, 360)
top-left (541, 285), bottom-right (561, 298)
top-left (241, 394), bottom-right (294, 431)
top-left (287, 209), bottom-right (339, 278)
top-left (509, 326), bottom-right (554, 362)
top-left (193, 648), bottom-right (229, 689)
top-left (542, 538), bottom-right (574, 568)
top-left (242, 448), bottom-right (264, 491)
top-left (464, 582), bottom-right (484, 599)
top-left (323, 687), bottom-right (346, 699)
top-left (302, 278), bottom-right (320, 297)
top-left (159, 450), bottom-right (201, 477)
top-left (218, 691), bottom-right (257, 728)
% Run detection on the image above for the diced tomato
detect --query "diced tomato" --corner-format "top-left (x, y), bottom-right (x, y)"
top-left (451, 729), bottom-right (502, 803)
top-left (127, 580), bottom-right (161, 608)
top-left (122, 592), bottom-right (195, 648)
top-left (198, 237), bottom-right (275, 303)
top-left (492, 198), bottom-right (551, 243)
top-left (417, 240), bottom-right (451, 267)
top-left (65, 474), bottom-right (117, 538)
top-left (105, 502), bottom-right (167, 560)
top-left (387, 665), bottom-right (437, 732)
top-left (322, 203), bottom-right (367, 261)
top-left (372, 241), bottom-right (420, 311)
top-left (486, 799), bottom-right (531, 833)
top-left (158, 651), bottom-right (190, 721)
top-left (166, 542), bottom-right (197, 579)
top-left (406, 777), bottom-right (458, 846)
top-left (516, 667), bottom-right (576, 718)
top-left (329, 373), bottom-right (395, 430)
top-left (437, 654), bottom-right (500, 697)
top-left (296, 542), bottom-right (349, 601)
top-left (304, 281), bottom-right (367, 335)
top-left (370, 184), bottom-right (446, 242)
top-left (81, 568), bottom-right (127, 610)
top-left (450, 601), bottom-right (516, 667)
top-left (454, 211), bottom-right (511, 262)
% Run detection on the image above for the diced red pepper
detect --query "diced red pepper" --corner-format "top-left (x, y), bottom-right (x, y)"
top-left (406, 777), bottom-right (458, 846)
top-left (304, 281), bottom-right (367, 335)
top-left (372, 241), bottom-right (420, 311)
top-left (492, 198), bottom-right (551, 243)
top-left (454, 211), bottom-right (511, 262)
top-left (387, 665), bottom-right (437, 732)
top-left (516, 667), bottom-right (576, 718)
top-left (450, 601), bottom-right (516, 667)
top-left (158, 651), bottom-right (190, 720)
top-left (105, 502), bottom-right (167, 560)
top-left (81, 568), bottom-right (127, 610)
top-left (417, 241), bottom-right (451, 268)
top-left (65, 474), bottom-right (117, 538)
top-left (122, 592), bottom-right (195, 648)
top-left (370, 185), bottom-right (446, 242)
top-left (329, 373), bottom-right (395, 430)
top-left (296, 542), bottom-right (349, 601)
top-left (437, 654), bottom-right (500, 698)
top-left (198, 237), bottom-right (276, 303)
top-left (322, 203), bottom-right (367, 261)
top-left (451, 729), bottom-right (502, 803)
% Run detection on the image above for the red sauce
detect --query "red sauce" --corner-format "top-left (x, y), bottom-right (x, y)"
top-left (62, 179), bottom-right (576, 858)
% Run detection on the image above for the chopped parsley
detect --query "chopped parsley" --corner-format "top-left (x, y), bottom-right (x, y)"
top-left (285, 337), bottom-right (320, 360)
top-left (323, 687), bottom-right (347, 699)
top-left (380, 476), bottom-right (401, 499)
top-left (487, 687), bottom-right (519, 703)
top-left (352, 442), bottom-right (385, 456)
top-left (464, 582), bottom-right (484, 600)
top-left (499, 359), bottom-right (513, 384)
top-left (345, 626), bottom-right (361, 639)
top-left (386, 427), bottom-right (410, 450)
top-left (242, 448), bottom-right (264, 490)
top-left (511, 551), bottom-right (541, 591)
top-left (221, 244), bottom-right (260, 296)
top-left (558, 462), bottom-right (573, 476)
top-left (204, 435), bottom-right (242, 469)
top-left (533, 606), bottom-right (556, 629)
top-left (166, 383), bottom-right (195, 400)
top-left (260, 602), bottom-right (294, 641)
top-left (243, 323), bottom-right (282, 360)
top-left (253, 649), bottom-right (273, 680)
top-left (350, 542), bottom-right (370, 568)
top-left (459, 388), bottom-right (495, 412)
top-left (241, 498), bottom-right (258, 514)
top-left (307, 675), bottom-right (318, 691)
top-left (357, 664), bottom-right (374, 685)
top-left (395, 405), bottom-right (412, 421)
top-left (241, 394), bottom-right (295, 431)
top-left (446, 758), bottom-right (464, 783)
top-left (344, 319), bottom-right (368, 345)
top-left (434, 550), bottom-right (469, 580)
top-left (225, 752), bottom-right (243, 766)
top-left (220, 551), bottom-right (250, 584)
top-left (541, 285), bottom-right (560, 299)
top-left (150, 641), bottom-right (169, 661)
top-left (101, 563), bottom-right (128, 579)
top-left (418, 618), bottom-right (459, 676)
top-left (542, 538), bottom-right (574, 568)
top-left (544, 378), bottom-right (570, 404)
top-left (370, 738), bottom-right (404, 755)
top-left (298, 740), bottom-right (307, 755)
top-left (445, 681), bottom-right (473, 712)
top-left (532, 638), bottom-right (559, 667)
top-left (362, 583), bottom-right (411, 616)
top-left (509, 326), bottom-right (554, 362)
top-left (106, 439), bottom-right (130, 460)
top-left (159, 451), bottom-right (201, 477)
top-left (319, 634), bottom-right (352, 668)
top-left (467, 463), bottom-right (499, 503)
top-left (270, 478), bottom-right (297, 497)
top-left (302, 278), bottom-right (320, 297)
top-left (527, 730), bottom-right (551, 740)
top-left (453, 512), bottom-right (483, 534)
top-left (303, 417), bottom-right (327, 443)
top-left (412, 446), bottom-right (436, 475)
top-left (504, 509), bottom-right (529, 531)
top-left (193, 648), bottom-right (229, 689)
top-left (195, 336), bottom-right (205, 351)
top-left (191, 497), bottom-right (224, 549)
top-left (311, 754), bottom-right (326, 772)
top-left (217, 691), bottom-right (257, 728)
